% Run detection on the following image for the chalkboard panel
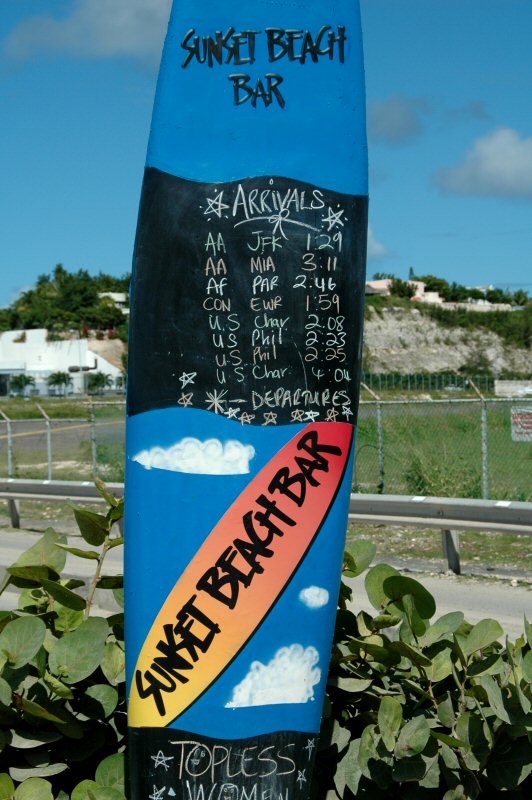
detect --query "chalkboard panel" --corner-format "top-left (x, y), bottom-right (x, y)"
top-left (128, 170), bottom-right (367, 426)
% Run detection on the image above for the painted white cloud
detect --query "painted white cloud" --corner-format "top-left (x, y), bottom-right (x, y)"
top-left (4, 0), bottom-right (172, 64)
top-left (369, 96), bottom-right (429, 143)
top-left (435, 127), bottom-right (532, 199)
top-left (299, 586), bottom-right (329, 609)
top-left (133, 438), bottom-right (255, 475)
top-left (367, 225), bottom-right (390, 259)
top-left (225, 645), bottom-right (321, 708)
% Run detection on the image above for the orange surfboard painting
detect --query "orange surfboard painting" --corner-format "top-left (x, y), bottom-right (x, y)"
top-left (129, 422), bottom-right (353, 727)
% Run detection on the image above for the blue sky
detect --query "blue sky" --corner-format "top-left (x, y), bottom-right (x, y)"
top-left (1, 0), bottom-right (531, 308)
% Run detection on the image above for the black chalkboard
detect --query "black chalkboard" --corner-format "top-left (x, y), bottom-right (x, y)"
top-left (128, 169), bottom-right (368, 426)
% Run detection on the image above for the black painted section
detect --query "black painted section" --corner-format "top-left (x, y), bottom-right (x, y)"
top-left (128, 728), bottom-right (319, 800)
top-left (128, 169), bottom-right (368, 424)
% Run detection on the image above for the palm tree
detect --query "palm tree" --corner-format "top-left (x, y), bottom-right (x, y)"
top-left (9, 374), bottom-right (35, 397)
top-left (88, 371), bottom-right (113, 396)
top-left (46, 371), bottom-right (73, 397)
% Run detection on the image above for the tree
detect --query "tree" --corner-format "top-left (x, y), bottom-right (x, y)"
top-left (9, 374), bottom-right (35, 397)
top-left (47, 371), bottom-right (73, 397)
top-left (390, 277), bottom-right (415, 298)
top-left (88, 371), bottom-right (113, 395)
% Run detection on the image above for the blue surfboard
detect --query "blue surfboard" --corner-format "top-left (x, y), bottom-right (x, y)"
top-left (125, 3), bottom-right (367, 798)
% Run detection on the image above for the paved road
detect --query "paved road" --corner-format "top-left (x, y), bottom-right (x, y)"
top-left (0, 527), bottom-right (530, 638)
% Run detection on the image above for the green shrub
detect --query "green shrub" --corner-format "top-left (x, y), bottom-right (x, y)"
top-left (0, 488), bottom-right (530, 798)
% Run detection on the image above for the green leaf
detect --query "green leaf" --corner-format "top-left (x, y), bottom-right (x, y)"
top-left (522, 650), bottom-right (532, 683)
top-left (430, 648), bottom-right (453, 683)
top-left (479, 674), bottom-right (511, 723)
top-left (49, 617), bottom-right (108, 684)
top-left (0, 775), bottom-right (14, 800)
top-left (21, 699), bottom-right (65, 724)
top-left (97, 576), bottom-right (123, 590)
top-left (0, 678), bottom-right (11, 707)
top-left (51, 603), bottom-right (85, 634)
top-left (344, 540), bottom-right (376, 577)
top-left (9, 764), bottom-right (67, 781)
top-left (100, 641), bottom-right (125, 686)
top-left (72, 783), bottom-right (124, 800)
top-left (94, 476), bottom-right (119, 507)
top-left (81, 685), bottom-right (119, 719)
top-left (369, 613), bottom-right (402, 631)
top-left (462, 619), bottom-right (503, 658)
top-left (395, 716), bottom-right (431, 758)
top-left (55, 544), bottom-right (100, 560)
top-left (43, 671), bottom-right (74, 700)
top-left (430, 731), bottom-right (467, 748)
top-left (0, 616), bottom-right (46, 668)
top-left (420, 612), bottom-right (465, 648)
top-left (437, 692), bottom-right (455, 727)
top-left (15, 529), bottom-right (66, 574)
top-left (378, 696), bottom-right (403, 752)
top-left (95, 753), bottom-right (125, 793)
top-left (6, 566), bottom-right (59, 588)
top-left (335, 738), bottom-right (362, 796)
top-left (382, 576), bottom-right (436, 620)
top-left (14, 777), bottom-right (53, 800)
top-left (328, 676), bottom-right (372, 693)
top-left (74, 509), bottom-right (108, 546)
top-left (487, 739), bottom-right (532, 790)
top-left (112, 589), bottom-right (124, 609)
top-left (108, 537), bottom-right (124, 550)
top-left (525, 615), bottom-right (532, 648)
top-left (9, 730), bottom-right (61, 749)
top-left (41, 580), bottom-right (86, 611)
top-left (388, 640), bottom-right (432, 667)
top-left (392, 754), bottom-right (426, 782)
top-left (365, 564), bottom-right (399, 611)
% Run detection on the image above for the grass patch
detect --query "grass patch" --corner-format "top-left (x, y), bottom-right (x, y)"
top-left (347, 523), bottom-right (532, 574)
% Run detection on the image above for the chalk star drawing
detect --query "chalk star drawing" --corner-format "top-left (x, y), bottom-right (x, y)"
top-left (234, 209), bottom-right (319, 240)
top-left (204, 190), bottom-right (229, 219)
top-left (240, 412), bottom-right (255, 425)
top-left (151, 751), bottom-right (174, 771)
top-left (225, 407), bottom-right (241, 419)
top-left (305, 410), bottom-right (320, 422)
top-left (177, 392), bottom-right (193, 407)
top-left (304, 738), bottom-right (316, 760)
top-left (179, 371), bottom-right (197, 389)
top-left (263, 412), bottom-right (278, 425)
top-left (322, 206), bottom-right (345, 232)
top-left (149, 787), bottom-right (166, 800)
top-left (326, 408), bottom-right (339, 422)
top-left (205, 389), bottom-right (228, 414)
top-left (291, 409), bottom-right (305, 422)
top-left (342, 405), bottom-right (353, 420)
top-left (296, 770), bottom-right (307, 789)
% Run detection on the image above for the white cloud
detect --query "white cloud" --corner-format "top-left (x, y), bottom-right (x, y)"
top-left (4, 0), bottom-right (172, 64)
top-left (299, 586), bottom-right (329, 609)
top-left (435, 127), bottom-right (532, 199)
top-left (133, 438), bottom-right (255, 475)
top-left (225, 645), bottom-right (321, 707)
top-left (367, 225), bottom-right (390, 259)
top-left (369, 96), bottom-right (429, 143)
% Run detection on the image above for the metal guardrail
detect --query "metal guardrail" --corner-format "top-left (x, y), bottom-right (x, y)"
top-left (1, 480), bottom-right (531, 575)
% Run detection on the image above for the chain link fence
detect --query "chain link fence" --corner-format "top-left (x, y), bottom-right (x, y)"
top-left (0, 398), bottom-right (530, 501)
top-left (355, 398), bottom-right (532, 500)
top-left (0, 403), bottom-right (125, 483)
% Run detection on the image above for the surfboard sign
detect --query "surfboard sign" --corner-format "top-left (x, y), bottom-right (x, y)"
top-left (125, 2), bottom-right (367, 798)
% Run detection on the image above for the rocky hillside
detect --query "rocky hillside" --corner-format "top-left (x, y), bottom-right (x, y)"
top-left (363, 306), bottom-right (531, 374)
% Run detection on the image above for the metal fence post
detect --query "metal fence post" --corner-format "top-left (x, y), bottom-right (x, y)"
top-left (469, 380), bottom-right (489, 499)
top-left (442, 529), bottom-right (461, 574)
top-left (362, 383), bottom-right (385, 493)
top-left (89, 402), bottom-right (97, 475)
top-left (0, 409), bottom-right (13, 478)
top-left (36, 403), bottom-right (52, 481)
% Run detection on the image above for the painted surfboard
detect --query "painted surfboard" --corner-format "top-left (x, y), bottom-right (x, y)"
top-left (125, 2), bottom-right (367, 799)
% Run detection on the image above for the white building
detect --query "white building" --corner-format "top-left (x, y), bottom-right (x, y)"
top-left (98, 292), bottom-right (129, 316)
top-left (0, 329), bottom-right (122, 396)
